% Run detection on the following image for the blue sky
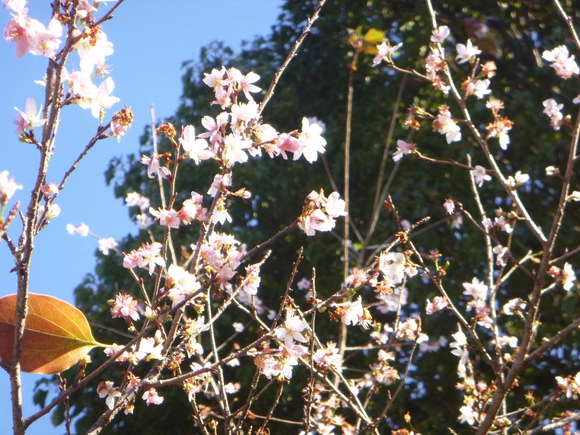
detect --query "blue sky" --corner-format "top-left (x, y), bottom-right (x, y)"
top-left (0, 1), bottom-right (283, 433)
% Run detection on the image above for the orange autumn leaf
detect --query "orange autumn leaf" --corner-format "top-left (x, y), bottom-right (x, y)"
top-left (0, 293), bottom-right (104, 374)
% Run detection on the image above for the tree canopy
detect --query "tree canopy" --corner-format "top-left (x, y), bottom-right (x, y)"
top-left (32, 0), bottom-right (580, 433)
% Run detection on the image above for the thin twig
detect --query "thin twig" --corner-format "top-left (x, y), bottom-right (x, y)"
top-left (258, 0), bottom-right (327, 114)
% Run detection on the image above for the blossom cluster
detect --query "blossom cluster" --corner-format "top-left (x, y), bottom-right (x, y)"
top-left (298, 189), bottom-right (347, 236)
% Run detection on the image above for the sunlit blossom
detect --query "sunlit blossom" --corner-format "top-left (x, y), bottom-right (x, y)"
top-left (456, 39), bottom-right (481, 64)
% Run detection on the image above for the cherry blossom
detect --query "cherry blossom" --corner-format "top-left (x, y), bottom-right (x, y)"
top-left (372, 41), bottom-right (403, 66)
top-left (198, 112), bottom-right (229, 147)
top-left (378, 251), bottom-right (406, 285)
top-left (4, 8), bottom-right (45, 57)
top-left (486, 116), bottom-right (513, 149)
top-left (0, 170), bottom-right (22, 205)
top-left (13, 97), bottom-right (46, 134)
top-left (142, 388), bottom-right (164, 406)
top-left (164, 264), bottom-right (201, 307)
top-left (426, 296), bottom-right (449, 314)
top-left (66, 223), bottom-right (89, 236)
top-left (150, 207), bottom-right (180, 229)
top-left (97, 381), bottom-right (121, 410)
top-left (472, 79), bottom-right (491, 99)
top-left (294, 117), bottom-right (327, 162)
top-left (98, 237), bottom-right (118, 255)
top-left (325, 192), bottom-right (347, 217)
top-left (237, 71), bottom-right (261, 101)
top-left (392, 139), bottom-right (416, 161)
top-left (433, 106), bottom-right (461, 143)
top-left (111, 293), bottom-right (140, 321)
top-left (339, 297), bottom-right (365, 326)
top-left (493, 245), bottom-right (508, 266)
top-left (300, 209), bottom-right (335, 236)
top-left (462, 278), bottom-right (488, 300)
top-left (561, 263), bottom-right (576, 291)
top-left (79, 76), bottom-right (120, 118)
top-left (222, 133), bottom-right (252, 167)
top-left (77, 27), bottom-right (114, 72)
top-left (472, 165), bottom-right (491, 187)
top-left (275, 314), bottom-right (309, 348)
top-left (543, 98), bottom-right (564, 130)
top-left (543, 45), bottom-right (579, 79)
top-left (39, 203), bottom-right (60, 219)
top-left (125, 192), bottom-right (150, 210)
top-left (455, 39), bottom-right (481, 64)
top-left (443, 199), bottom-right (455, 215)
top-left (123, 242), bottom-right (165, 274)
top-left (180, 125), bottom-right (214, 164)
top-left (431, 26), bottom-right (450, 43)
top-left (313, 342), bottom-right (342, 371)
top-left (27, 16), bottom-right (62, 58)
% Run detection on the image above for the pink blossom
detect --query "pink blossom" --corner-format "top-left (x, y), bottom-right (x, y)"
top-left (198, 112), bottom-right (229, 147)
top-left (111, 293), bottom-right (140, 321)
top-left (431, 26), bottom-right (450, 43)
top-left (165, 264), bottom-right (200, 307)
top-left (325, 192), bottom-right (347, 217)
top-left (230, 100), bottom-right (259, 127)
top-left (77, 27), bottom-right (114, 72)
top-left (426, 296), bottom-right (449, 314)
top-left (66, 223), bottom-right (90, 236)
top-left (79, 77), bottom-right (120, 117)
top-left (294, 117), bottom-right (327, 163)
top-left (472, 165), bottom-right (491, 187)
top-left (222, 134), bottom-right (252, 168)
top-left (27, 16), bottom-right (62, 58)
top-left (13, 97), bottom-right (46, 134)
top-left (4, 8), bottom-right (44, 57)
top-left (275, 314), bottom-right (309, 348)
top-left (372, 41), bottom-right (403, 66)
top-left (379, 251), bottom-right (406, 284)
top-left (110, 121), bottom-right (128, 142)
top-left (242, 263), bottom-right (262, 295)
top-left (123, 242), bottom-right (165, 274)
top-left (0, 170), bottom-right (22, 204)
top-left (543, 45), bottom-right (579, 79)
top-left (340, 297), bottom-right (364, 326)
top-left (125, 192), bottom-right (150, 210)
top-left (313, 342), bottom-right (342, 371)
top-left (97, 381), bottom-right (121, 410)
top-left (543, 98), bottom-right (564, 130)
top-left (433, 106), bottom-right (461, 143)
top-left (392, 139), bottom-right (417, 161)
top-left (42, 182), bottom-right (60, 197)
top-left (456, 39), bottom-right (481, 64)
top-left (207, 173), bottom-right (232, 197)
top-left (462, 277), bottom-right (488, 300)
top-left (472, 79), bottom-right (491, 99)
top-left (562, 263), bottom-right (576, 291)
top-left (237, 71), bottom-right (261, 101)
top-left (150, 207), bottom-right (180, 229)
top-left (273, 133), bottom-right (300, 159)
top-left (443, 199), bottom-right (455, 215)
top-left (180, 125), bottom-right (214, 164)
top-left (493, 245), bottom-right (508, 266)
top-left (141, 154), bottom-right (160, 179)
top-left (39, 203), bottom-right (60, 219)
top-left (301, 209), bottom-right (335, 236)
top-left (98, 237), bottom-right (118, 255)
top-left (202, 66), bottom-right (227, 89)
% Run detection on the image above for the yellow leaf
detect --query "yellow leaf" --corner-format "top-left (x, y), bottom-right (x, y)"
top-left (364, 28), bottom-right (385, 45)
top-left (0, 293), bottom-right (104, 374)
